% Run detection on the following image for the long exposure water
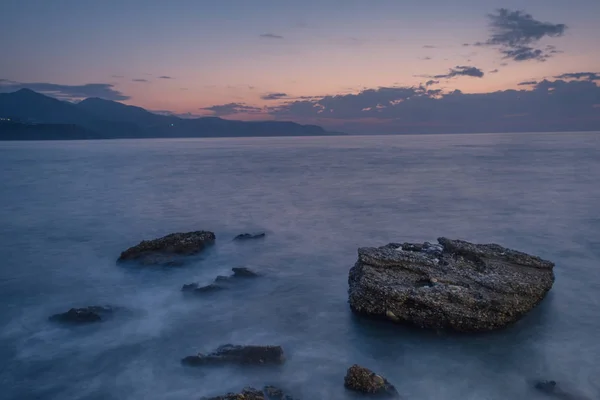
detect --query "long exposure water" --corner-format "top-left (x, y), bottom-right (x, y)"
top-left (1, 132), bottom-right (599, 399)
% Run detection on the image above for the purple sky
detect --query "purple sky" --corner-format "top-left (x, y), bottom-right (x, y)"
top-left (1, 0), bottom-right (599, 133)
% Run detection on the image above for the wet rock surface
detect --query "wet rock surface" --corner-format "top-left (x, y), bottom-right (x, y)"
top-left (182, 344), bottom-right (285, 366)
top-left (117, 231), bottom-right (215, 265)
top-left (348, 237), bottom-right (555, 332)
top-left (49, 306), bottom-right (116, 324)
top-left (234, 233), bottom-right (266, 241)
top-left (344, 364), bottom-right (399, 398)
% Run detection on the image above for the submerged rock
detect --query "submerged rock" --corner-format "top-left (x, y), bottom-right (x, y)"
top-left (348, 237), bottom-right (555, 332)
top-left (49, 306), bottom-right (116, 324)
top-left (182, 268), bottom-right (260, 294)
top-left (344, 365), bottom-right (399, 398)
top-left (534, 380), bottom-right (591, 400)
top-left (117, 231), bottom-right (215, 265)
top-left (182, 344), bottom-right (285, 366)
top-left (232, 267), bottom-right (260, 278)
top-left (234, 233), bottom-right (266, 241)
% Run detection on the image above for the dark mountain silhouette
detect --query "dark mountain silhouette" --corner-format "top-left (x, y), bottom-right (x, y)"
top-left (0, 89), bottom-right (333, 140)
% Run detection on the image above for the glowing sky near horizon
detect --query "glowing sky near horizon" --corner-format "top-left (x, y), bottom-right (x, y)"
top-left (1, 0), bottom-right (599, 121)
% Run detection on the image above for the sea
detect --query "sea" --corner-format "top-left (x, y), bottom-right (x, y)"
top-left (0, 132), bottom-right (599, 400)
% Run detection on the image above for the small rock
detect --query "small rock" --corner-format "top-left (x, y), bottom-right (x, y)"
top-left (234, 233), bottom-right (266, 241)
top-left (534, 380), bottom-right (590, 400)
top-left (232, 267), bottom-right (260, 278)
top-left (201, 387), bottom-right (265, 400)
top-left (263, 386), bottom-right (296, 400)
top-left (182, 344), bottom-right (285, 366)
top-left (118, 231), bottom-right (215, 265)
top-left (181, 283), bottom-right (200, 291)
top-left (49, 306), bottom-right (115, 324)
top-left (344, 364), bottom-right (399, 398)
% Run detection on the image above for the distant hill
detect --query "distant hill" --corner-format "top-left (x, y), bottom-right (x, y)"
top-left (0, 89), bottom-right (336, 140)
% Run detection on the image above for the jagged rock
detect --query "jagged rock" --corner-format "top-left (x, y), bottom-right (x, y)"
top-left (263, 386), bottom-right (296, 400)
top-left (182, 268), bottom-right (260, 295)
top-left (201, 387), bottom-right (265, 400)
top-left (348, 237), bottom-right (555, 332)
top-left (234, 233), bottom-right (266, 241)
top-left (182, 344), bottom-right (285, 366)
top-left (344, 365), bottom-right (399, 397)
top-left (118, 231), bottom-right (215, 265)
top-left (49, 306), bottom-right (116, 324)
top-left (181, 282), bottom-right (225, 294)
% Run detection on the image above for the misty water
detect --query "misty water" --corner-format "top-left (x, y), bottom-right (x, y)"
top-left (1, 132), bottom-right (599, 400)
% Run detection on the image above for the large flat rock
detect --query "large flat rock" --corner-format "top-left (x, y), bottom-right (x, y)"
top-left (348, 237), bottom-right (555, 332)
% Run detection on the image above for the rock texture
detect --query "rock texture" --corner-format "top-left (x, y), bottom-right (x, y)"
top-left (201, 386), bottom-right (294, 400)
top-left (348, 237), bottom-right (555, 332)
top-left (202, 387), bottom-right (265, 400)
top-left (118, 231), bottom-right (215, 265)
top-left (234, 233), bottom-right (266, 241)
top-left (182, 344), bottom-right (285, 366)
top-left (49, 306), bottom-right (116, 324)
top-left (344, 365), bottom-right (399, 397)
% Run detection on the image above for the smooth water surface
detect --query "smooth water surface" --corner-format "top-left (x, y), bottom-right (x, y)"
top-left (1, 133), bottom-right (599, 399)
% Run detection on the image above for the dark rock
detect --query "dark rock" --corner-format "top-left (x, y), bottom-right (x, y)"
top-left (348, 237), bottom-right (555, 332)
top-left (232, 267), bottom-right (260, 278)
top-left (263, 386), bottom-right (296, 400)
top-left (534, 380), bottom-right (591, 400)
top-left (234, 233), bottom-right (266, 241)
top-left (49, 306), bottom-right (115, 324)
top-left (118, 231), bottom-right (215, 265)
top-left (344, 364), bottom-right (399, 398)
top-left (182, 283), bottom-right (200, 291)
top-left (181, 282), bottom-right (225, 293)
top-left (214, 275), bottom-right (231, 283)
top-left (182, 344), bottom-right (285, 366)
top-left (201, 387), bottom-right (265, 400)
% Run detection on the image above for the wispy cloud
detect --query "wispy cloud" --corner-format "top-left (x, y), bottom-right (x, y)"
top-left (201, 102), bottom-right (264, 116)
top-left (518, 80), bottom-right (538, 85)
top-left (425, 80), bottom-right (439, 86)
top-left (554, 72), bottom-right (600, 81)
top-left (158, 76), bottom-right (173, 79)
top-left (0, 80), bottom-right (129, 101)
top-left (433, 66), bottom-right (484, 79)
top-left (260, 33), bottom-right (284, 39)
top-left (423, 45), bottom-right (436, 49)
top-left (132, 78), bottom-right (149, 83)
top-left (111, 75), bottom-right (124, 79)
top-left (261, 92), bottom-right (288, 100)
top-left (489, 69), bottom-right (499, 73)
top-left (480, 8), bottom-right (567, 62)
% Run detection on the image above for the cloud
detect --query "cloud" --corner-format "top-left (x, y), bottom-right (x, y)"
top-left (489, 69), bottom-right (499, 73)
top-left (261, 73), bottom-right (600, 134)
top-left (111, 75), bottom-right (124, 79)
top-left (433, 65), bottom-right (484, 79)
top-left (132, 78), bottom-right (149, 82)
top-left (462, 43), bottom-right (470, 47)
top-left (425, 80), bottom-right (439, 86)
top-left (261, 92), bottom-right (288, 100)
top-left (421, 56), bottom-right (432, 61)
top-left (158, 76), bottom-right (173, 79)
top-left (201, 102), bottom-right (263, 116)
top-left (518, 80), bottom-right (538, 85)
top-left (260, 33), bottom-right (284, 39)
top-left (423, 45), bottom-right (436, 49)
top-left (0, 80), bottom-right (129, 101)
top-left (554, 72), bottom-right (600, 81)
top-left (481, 8), bottom-right (567, 62)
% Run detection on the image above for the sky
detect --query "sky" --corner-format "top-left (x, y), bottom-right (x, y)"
top-left (1, 0), bottom-right (599, 133)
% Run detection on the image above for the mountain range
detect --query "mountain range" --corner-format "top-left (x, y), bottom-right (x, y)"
top-left (0, 89), bottom-right (334, 140)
